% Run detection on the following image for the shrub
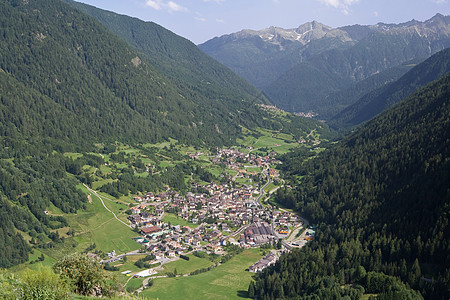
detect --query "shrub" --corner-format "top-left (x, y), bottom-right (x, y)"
top-left (53, 253), bottom-right (107, 296)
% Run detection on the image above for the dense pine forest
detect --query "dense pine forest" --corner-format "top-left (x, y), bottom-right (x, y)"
top-left (330, 47), bottom-right (450, 129)
top-left (253, 74), bottom-right (450, 299)
top-left (1, 0), bottom-right (316, 149)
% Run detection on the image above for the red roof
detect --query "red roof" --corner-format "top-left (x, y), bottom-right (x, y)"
top-left (141, 226), bottom-right (161, 234)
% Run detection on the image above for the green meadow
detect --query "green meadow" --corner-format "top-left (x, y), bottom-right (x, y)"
top-left (141, 249), bottom-right (262, 300)
top-left (160, 254), bottom-right (215, 275)
top-left (237, 128), bottom-right (297, 155)
top-left (263, 182), bottom-right (277, 193)
top-left (162, 213), bottom-right (197, 229)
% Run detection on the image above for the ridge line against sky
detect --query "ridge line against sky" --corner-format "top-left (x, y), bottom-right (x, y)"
top-left (75, 0), bottom-right (449, 44)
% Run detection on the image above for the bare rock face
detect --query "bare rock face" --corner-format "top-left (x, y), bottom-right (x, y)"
top-left (227, 20), bottom-right (352, 50)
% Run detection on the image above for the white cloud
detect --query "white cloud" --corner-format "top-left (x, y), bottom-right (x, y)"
top-left (318, 0), bottom-right (339, 8)
top-left (429, 0), bottom-right (448, 3)
top-left (202, 0), bottom-right (225, 3)
top-left (145, 0), bottom-right (188, 12)
top-left (146, 0), bottom-right (163, 10)
top-left (216, 19), bottom-right (225, 23)
top-left (316, 0), bottom-right (360, 14)
top-left (167, 1), bottom-right (188, 12)
top-left (195, 16), bottom-right (207, 22)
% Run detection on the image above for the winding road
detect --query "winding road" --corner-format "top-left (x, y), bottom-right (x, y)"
top-left (83, 184), bottom-right (132, 229)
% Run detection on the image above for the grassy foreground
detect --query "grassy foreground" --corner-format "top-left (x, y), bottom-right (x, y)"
top-left (141, 249), bottom-right (263, 300)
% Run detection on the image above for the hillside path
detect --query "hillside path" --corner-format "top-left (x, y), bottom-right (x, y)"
top-left (83, 184), bottom-right (132, 228)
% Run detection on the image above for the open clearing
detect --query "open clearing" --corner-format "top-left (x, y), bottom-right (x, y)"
top-left (141, 249), bottom-right (263, 300)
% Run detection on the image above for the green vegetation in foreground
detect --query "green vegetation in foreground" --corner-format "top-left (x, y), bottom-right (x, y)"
top-left (141, 249), bottom-right (263, 300)
top-left (125, 277), bottom-right (145, 293)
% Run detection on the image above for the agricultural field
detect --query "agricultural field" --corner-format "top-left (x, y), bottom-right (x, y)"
top-left (160, 254), bottom-right (215, 276)
top-left (141, 249), bottom-right (263, 300)
top-left (236, 128), bottom-right (298, 155)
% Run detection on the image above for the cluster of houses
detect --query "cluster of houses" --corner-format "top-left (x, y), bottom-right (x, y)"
top-left (131, 219), bottom-right (233, 260)
top-left (213, 148), bottom-right (280, 179)
top-left (293, 111), bottom-right (318, 118)
top-left (217, 148), bottom-right (280, 167)
top-left (123, 181), bottom-right (303, 266)
top-left (258, 104), bottom-right (283, 113)
top-left (249, 251), bottom-right (278, 272)
top-left (120, 147), bottom-right (304, 271)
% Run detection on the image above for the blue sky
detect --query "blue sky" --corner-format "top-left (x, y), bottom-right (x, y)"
top-left (75, 0), bottom-right (450, 44)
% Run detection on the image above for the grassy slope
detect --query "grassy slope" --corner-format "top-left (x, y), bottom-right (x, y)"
top-left (160, 254), bottom-right (215, 276)
top-left (142, 249), bottom-right (263, 300)
top-left (162, 213), bottom-right (197, 229)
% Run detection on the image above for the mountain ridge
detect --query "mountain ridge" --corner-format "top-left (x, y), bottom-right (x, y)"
top-left (0, 0), bottom-right (278, 148)
top-left (199, 13), bottom-right (450, 119)
top-left (211, 13), bottom-right (450, 49)
top-left (64, 0), bottom-right (269, 108)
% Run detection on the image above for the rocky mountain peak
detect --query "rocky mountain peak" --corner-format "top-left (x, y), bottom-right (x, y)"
top-left (234, 20), bottom-right (352, 48)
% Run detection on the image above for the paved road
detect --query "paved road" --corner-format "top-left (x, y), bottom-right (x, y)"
top-left (256, 176), bottom-right (272, 208)
top-left (224, 225), bottom-right (247, 241)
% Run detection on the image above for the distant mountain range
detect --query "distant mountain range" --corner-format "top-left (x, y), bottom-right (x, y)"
top-left (199, 14), bottom-right (450, 122)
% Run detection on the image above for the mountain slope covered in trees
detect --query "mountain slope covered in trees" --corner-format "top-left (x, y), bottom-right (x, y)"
top-left (0, 0), bottom-right (275, 148)
top-left (329, 47), bottom-right (450, 129)
top-left (253, 74), bottom-right (450, 299)
top-left (311, 59), bottom-right (421, 119)
top-left (64, 0), bottom-right (268, 111)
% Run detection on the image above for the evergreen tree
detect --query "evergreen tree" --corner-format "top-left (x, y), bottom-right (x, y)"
top-left (248, 281), bottom-right (255, 299)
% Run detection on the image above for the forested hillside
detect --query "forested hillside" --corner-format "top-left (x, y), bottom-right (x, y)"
top-left (316, 59), bottom-right (420, 119)
top-left (329, 47), bottom-right (450, 129)
top-left (0, 0), bottom-right (275, 148)
top-left (65, 0), bottom-right (268, 110)
top-left (0, 0), bottom-right (331, 268)
top-left (253, 74), bottom-right (450, 299)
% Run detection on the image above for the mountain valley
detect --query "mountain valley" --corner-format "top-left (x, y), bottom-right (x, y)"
top-left (0, 0), bottom-right (448, 299)
top-left (200, 14), bottom-right (450, 120)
